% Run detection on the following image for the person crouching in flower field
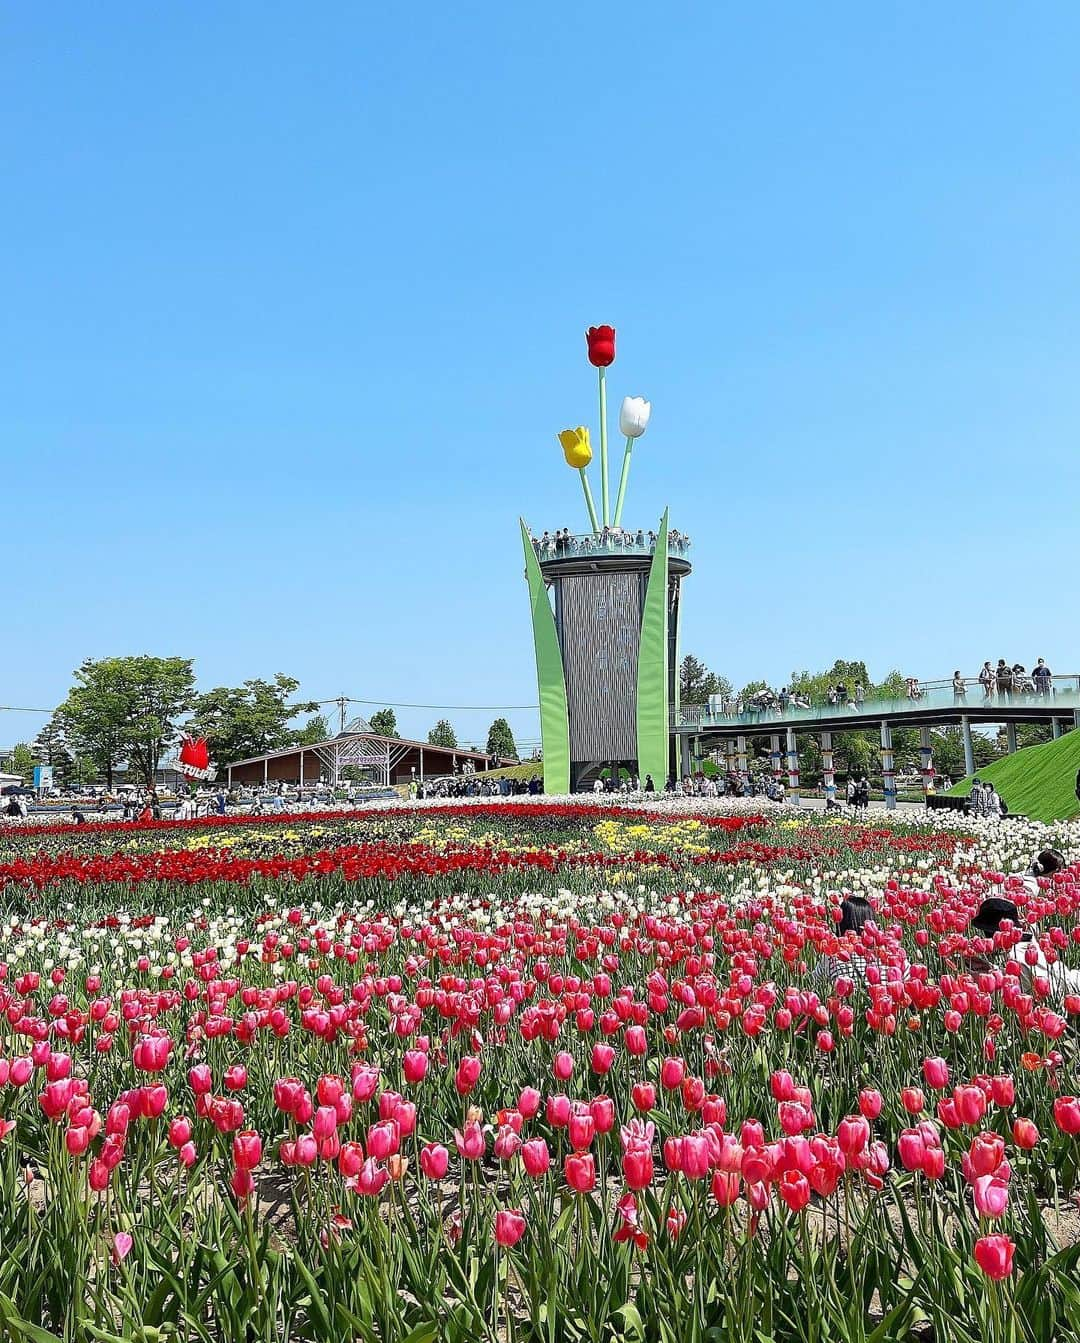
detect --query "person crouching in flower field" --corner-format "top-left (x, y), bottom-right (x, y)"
top-left (813, 896), bottom-right (904, 987)
top-left (968, 850), bottom-right (1080, 1002)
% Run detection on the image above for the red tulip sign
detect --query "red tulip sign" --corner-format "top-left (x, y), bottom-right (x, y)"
top-left (178, 735), bottom-right (214, 781)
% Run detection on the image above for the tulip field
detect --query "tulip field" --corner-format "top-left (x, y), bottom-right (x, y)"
top-left (5, 801), bottom-right (1080, 1342)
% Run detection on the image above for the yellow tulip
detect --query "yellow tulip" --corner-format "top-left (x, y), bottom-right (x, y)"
top-left (558, 427), bottom-right (592, 469)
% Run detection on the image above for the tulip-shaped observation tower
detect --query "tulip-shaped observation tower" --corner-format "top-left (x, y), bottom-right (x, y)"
top-left (522, 326), bottom-right (691, 793)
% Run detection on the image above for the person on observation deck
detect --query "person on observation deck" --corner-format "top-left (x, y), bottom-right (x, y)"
top-left (854, 683), bottom-right (865, 707)
top-left (979, 661), bottom-right (994, 700)
top-left (836, 682), bottom-right (848, 705)
top-left (1032, 658), bottom-right (1052, 697)
top-left (995, 659), bottom-right (1013, 702)
top-left (952, 670), bottom-right (967, 703)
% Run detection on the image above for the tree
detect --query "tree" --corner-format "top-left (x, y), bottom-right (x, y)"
top-left (427, 719), bottom-right (458, 748)
top-left (58, 656), bottom-right (197, 788)
top-left (5, 743), bottom-right (36, 783)
top-left (32, 717), bottom-right (73, 783)
top-left (368, 708), bottom-right (399, 739)
top-left (680, 654), bottom-right (732, 704)
top-left (186, 675), bottom-right (317, 766)
top-left (486, 717), bottom-right (517, 759)
top-left (293, 714), bottom-right (330, 746)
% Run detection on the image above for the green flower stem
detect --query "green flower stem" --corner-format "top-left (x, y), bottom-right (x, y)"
top-left (612, 436), bottom-right (634, 528)
top-left (598, 365), bottom-right (609, 525)
top-left (578, 468), bottom-right (600, 533)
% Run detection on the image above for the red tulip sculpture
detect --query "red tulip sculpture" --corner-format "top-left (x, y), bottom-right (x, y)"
top-left (178, 735), bottom-right (215, 781)
top-left (586, 326), bottom-right (616, 525)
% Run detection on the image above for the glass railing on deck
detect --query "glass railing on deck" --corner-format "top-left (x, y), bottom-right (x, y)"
top-left (674, 675), bottom-right (1080, 730)
top-left (530, 530), bottom-right (692, 562)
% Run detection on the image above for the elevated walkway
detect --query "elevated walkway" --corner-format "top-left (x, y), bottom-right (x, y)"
top-left (672, 674), bottom-right (1080, 809)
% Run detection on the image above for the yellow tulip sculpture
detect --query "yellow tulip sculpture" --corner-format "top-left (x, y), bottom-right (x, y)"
top-left (559, 426), bottom-right (592, 468)
top-left (558, 427), bottom-right (599, 531)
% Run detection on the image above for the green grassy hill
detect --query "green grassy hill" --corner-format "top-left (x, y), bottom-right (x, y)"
top-left (948, 730), bottom-right (1080, 821)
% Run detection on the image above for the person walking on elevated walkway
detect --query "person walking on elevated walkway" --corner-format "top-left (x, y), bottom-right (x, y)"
top-left (979, 662), bottom-right (994, 701)
top-left (996, 660), bottom-right (1013, 703)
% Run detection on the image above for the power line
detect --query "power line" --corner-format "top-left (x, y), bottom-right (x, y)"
top-left (0, 706), bottom-right (54, 714)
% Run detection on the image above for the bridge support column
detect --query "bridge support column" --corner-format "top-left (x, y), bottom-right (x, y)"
top-left (961, 716), bottom-right (975, 778)
top-left (786, 727), bottom-right (800, 805)
top-left (769, 735), bottom-right (783, 782)
top-left (736, 735), bottom-right (748, 781)
top-left (1053, 718), bottom-right (1063, 740)
top-left (821, 731), bottom-right (836, 804)
top-left (679, 734), bottom-right (691, 781)
top-left (919, 726), bottom-right (934, 796)
top-left (880, 722), bottom-right (896, 810)
top-left (1006, 722), bottom-right (1018, 754)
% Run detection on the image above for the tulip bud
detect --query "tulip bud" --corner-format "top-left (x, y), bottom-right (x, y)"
top-left (618, 396), bottom-right (651, 439)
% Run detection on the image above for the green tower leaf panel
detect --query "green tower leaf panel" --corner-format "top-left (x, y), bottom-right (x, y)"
top-left (520, 520), bottom-right (571, 795)
top-left (636, 510), bottom-right (669, 789)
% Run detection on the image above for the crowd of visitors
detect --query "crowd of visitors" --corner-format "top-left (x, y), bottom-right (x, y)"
top-left (700, 657), bottom-right (1061, 722)
top-left (531, 527), bottom-right (691, 559)
top-left (970, 658), bottom-right (1054, 701)
top-left (410, 775), bottom-right (543, 798)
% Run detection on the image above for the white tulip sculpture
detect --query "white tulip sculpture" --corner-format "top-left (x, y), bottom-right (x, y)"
top-left (613, 396), bottom-right (651, 528)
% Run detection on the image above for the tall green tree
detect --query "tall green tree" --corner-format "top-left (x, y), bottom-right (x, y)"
top-left (368, 708), bottom-right (399, 738)
top-left (680, 654), bottom-right (732, 704)
top-left (486, 717), bottom-right (517, 759)
top-left (33, 717), bottom-right (73, 783)
top-left (292, 714), bottom-right (330, 746)
top-left (58, 656), bottom-right (197, 787)
top-left (186, 675), bottom-right (317, 766)
top-left (427, 719), bottom-right (458, 748)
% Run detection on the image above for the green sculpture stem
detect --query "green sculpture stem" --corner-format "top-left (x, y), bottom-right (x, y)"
top-left (578, 468), bottom-right (599, 532)
top-left (598, 365), bottom-right (609, 526)
top-left (612, 435), bottom-right (634, 529)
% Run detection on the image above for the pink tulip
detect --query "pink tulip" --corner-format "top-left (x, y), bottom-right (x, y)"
top-left (923, 1057), bottom-right (950, 1089)
top-left (454, 1121), bottom-right (484, 1161)
top-left (420, 1143), bottom-right (449, 1180)
top-left (521, 1138), bottom-right (550, 1178)
top-left (494, 1209), bottom-right (526, 1248)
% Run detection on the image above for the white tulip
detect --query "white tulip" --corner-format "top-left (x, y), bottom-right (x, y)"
top-left (618, 395), bottom-right (651, 439)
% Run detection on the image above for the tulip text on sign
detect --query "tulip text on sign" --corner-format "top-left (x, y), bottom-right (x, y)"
top-left (178, 735), bottom-right (216, 781)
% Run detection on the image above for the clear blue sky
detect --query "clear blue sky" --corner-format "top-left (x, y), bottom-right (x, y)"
top-left (4, 5), bottom-right (1079, 753)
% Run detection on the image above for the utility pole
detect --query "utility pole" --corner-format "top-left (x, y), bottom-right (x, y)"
top-left (337, 697), bottom-right (348, 734)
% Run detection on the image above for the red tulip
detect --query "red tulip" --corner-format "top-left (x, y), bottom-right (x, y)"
top-left (837, 1115), bottom-right (870, 1158)
top-left (632, 1083), bottom-right (656, 1113)
top-left (1054, 1096), bottom-right (1080, 1135)
top-left (974, 1234), bottom-right (1015, 1280)
top-left (622, 1147), bottom-right (654, 1191)
top-left (403, 1051), bottom-right (428, 1085)
top-left (565, 1152), bottom-right (596, 1193)
top-left (455, 1056), bottom-right (481, 1096)
top-left (778, 1170), bottom-right (811, 1214)
top-left (858, 1089), bottom-right (883, 1121)
top-left (1012, 1117), bottom-right (1039, 1150)
top-left (232, 1131), bottom-right (262, 1171)
top-left (586, 325), bottom-right (616, 368)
